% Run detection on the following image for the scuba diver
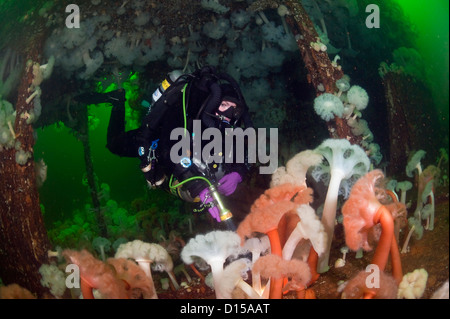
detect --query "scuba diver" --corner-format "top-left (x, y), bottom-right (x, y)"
top-left (76, 66), bottom-right (253, 230)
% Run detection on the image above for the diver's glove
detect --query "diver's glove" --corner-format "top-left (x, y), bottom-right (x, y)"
top-left (217, 172), bottom-right (242, 196)
top-left (199, 188), bottom-right (221, 222)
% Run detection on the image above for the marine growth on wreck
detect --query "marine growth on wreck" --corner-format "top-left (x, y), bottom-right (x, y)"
top-left (0, 0), bottom-right (448, 302)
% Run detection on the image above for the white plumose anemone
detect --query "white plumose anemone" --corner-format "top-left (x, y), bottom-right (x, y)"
top-left (314, 93), bottom-right (344, 121)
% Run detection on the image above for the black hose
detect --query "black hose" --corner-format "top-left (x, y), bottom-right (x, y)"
top-left (218, 72), bottom-right (253, 128)
top-left (240, 109), bottom-right (254, 128)
top-left (218, 72), bottom-right (246, 107)
top-left (200, 81), bottom-right (222, 128)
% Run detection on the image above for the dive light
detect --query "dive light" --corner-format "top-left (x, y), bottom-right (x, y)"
top-left (208, 184), bottom-right (233, 222)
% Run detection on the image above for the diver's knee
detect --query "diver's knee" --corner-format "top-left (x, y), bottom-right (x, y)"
top-left (106, 142), bottom-right (121, 156)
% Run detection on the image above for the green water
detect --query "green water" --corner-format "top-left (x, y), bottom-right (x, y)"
top-left (34, 107), bottom-right (146, 222)
top-left (394, 0), bottom-right (449, 126)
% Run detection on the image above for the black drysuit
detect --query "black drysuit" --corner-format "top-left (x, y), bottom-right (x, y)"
top-left (105, 77), bottom-right (251, 199)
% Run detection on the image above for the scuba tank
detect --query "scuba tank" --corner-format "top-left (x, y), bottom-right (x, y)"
top-left (151, 70), bottom-right (183, 105)
top-left (141, 70), bottom-right (183, 109)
